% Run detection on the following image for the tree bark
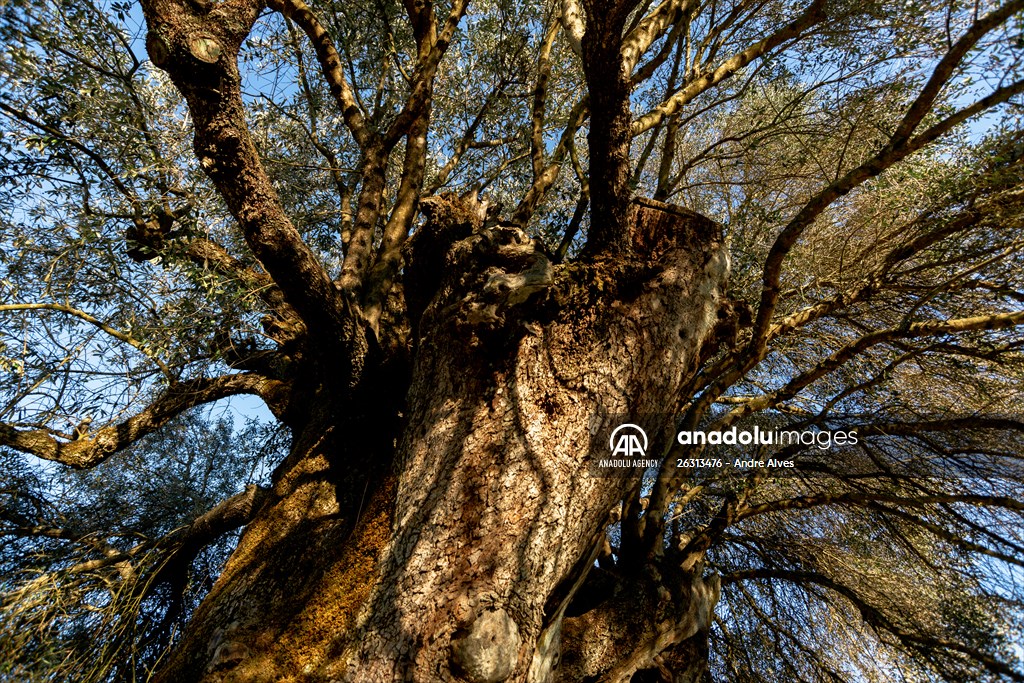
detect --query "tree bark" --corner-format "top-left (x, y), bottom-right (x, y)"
top-left (153, 199), bottom-right (728, 682)
top-left (580, 0), bottom-right (640, 256)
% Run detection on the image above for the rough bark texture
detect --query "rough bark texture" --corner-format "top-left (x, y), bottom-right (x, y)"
top-left (580, 0), bottom-right (640, 255)
top-left (152, 198), bottom-right (728, 682)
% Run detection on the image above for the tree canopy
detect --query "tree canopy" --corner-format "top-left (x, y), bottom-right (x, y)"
top-left (1, 0), bottom-right (1023, 680)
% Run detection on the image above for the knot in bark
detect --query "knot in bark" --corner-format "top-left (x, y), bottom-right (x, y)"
top-left (475, 226), bottom-right (553, 306)
top-left (451, 225), bottom-right (552, 328)
top-left (408, 208), bottom-right (553, 335)
top-left (450, 607), bottom-right (522, 683)
top-left (188, 34), bottom-right (222, 63)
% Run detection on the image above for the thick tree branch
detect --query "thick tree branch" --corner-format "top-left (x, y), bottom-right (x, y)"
top-left (620, 0), bottom-right (696, 76)
top-left (0, 373), bottom-right (282, 468)
top-left (336, 0), bottom-right (467, 298)
top-left (580, 0), bottom-right (642, 254)
top-left (357, 0), bottom-right (470, 318)
top-left (403, 0), bottom-right (437, 57)
top-left (140, 0), bottom-right (356, 361)
top-left (384, 0), bottom-right (469, 146)
top-left (143, 484), bottom-right (272, 594)
top-left (267, 0), bottom-right (375, 150)
top-left (363, 114), bottom-right (430, 327)
top-left (337, 151), bottom-right (388, 293)
top-left (531, 19), bottom-right (561, 181)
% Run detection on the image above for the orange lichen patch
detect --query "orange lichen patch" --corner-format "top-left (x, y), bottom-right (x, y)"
top-left (220, 449), bottom-right (337, 581)
top-left (273, 474), bottom-right (397, 679)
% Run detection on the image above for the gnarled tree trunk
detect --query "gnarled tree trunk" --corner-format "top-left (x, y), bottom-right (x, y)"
top-left (154, 199), bottom-right (727, 682)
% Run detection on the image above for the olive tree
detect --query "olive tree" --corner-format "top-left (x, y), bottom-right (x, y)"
top-left (1, 0), bottom-right (1023, 680)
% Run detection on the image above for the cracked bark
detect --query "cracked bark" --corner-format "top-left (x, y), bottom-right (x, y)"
top-left (137, 2), bottom-right (730, 680)
top-left (152, 199), bottom-right (728, 682)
